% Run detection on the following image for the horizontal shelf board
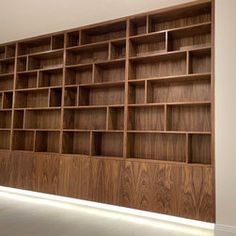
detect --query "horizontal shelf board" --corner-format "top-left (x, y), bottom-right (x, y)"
top-left (0, 89), bottom-right (14, 93)
top-left (79, 80), bottom-right (125, 88)
top-left (0, 128), bottom-right (11, 131)
top-left (21, 49), bottom-right (64, 57)
top-left (0, 57), bottom-right (15, 62)
top-left (16, 85), bottom-right (62, 92)
top-left (64, 104), bottom-right (124, 109)
top-left (67, 41), bottom-right (108, 51)
top-left (13, 128), bottom-right (60, 131)
top-left (14, 107), bottom-right (61, 111)
top-left (127, 130), bottom-right (211, 134)
top-left (17, 66), bottom-right (64, 74)
top-left (63, 129), bottom-right (124, 133)
top-left (128, 101), bottom-right (211, 107)
top-left (0, 73), bottom-right (14, 77)
top-left (0, 108), bottom-right (12, 111)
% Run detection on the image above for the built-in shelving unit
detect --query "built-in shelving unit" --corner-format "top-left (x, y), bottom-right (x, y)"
top-left (0, 0), bottom-right (213, 164)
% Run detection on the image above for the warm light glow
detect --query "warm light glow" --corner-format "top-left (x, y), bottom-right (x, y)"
top-left (0, 186), bottom-right (214, 231)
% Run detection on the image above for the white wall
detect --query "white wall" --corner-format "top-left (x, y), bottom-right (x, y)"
top-left (0, 0), bottom-right (236, 234)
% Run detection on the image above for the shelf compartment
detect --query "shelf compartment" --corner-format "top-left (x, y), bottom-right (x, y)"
top-left (63, 107), bottom-right (106, 130)
top-left (130, 16), bottom-right (147, 36)
top-left (65, 64), bottom-right (93, 85)
top-left (146, 77), bottom-right (211, 103)
top-left (13, 110), bottom-right (24, 128)
top-left (49, 88), bottom-right (62, 107)
top-left (25, 109), bottom-right (61, 129)
top-left (128, 106), bottom-right (164, 131)
top-left (167, 103), bottom-right (211, 132)
top-left (0, 58), bottom-right (15, 74)
top-left (3, 92), bottom-right (13, 109)
top-left (16, 71), bottom-right (37, 89)
top-left (110, 39), bottom-right (126, 60)
top-left (81, 21), bottom-right (126, 44)
top-left (167, 23), bottom-right (211, 51)
top-left (67, 31), bottom-right (80, 47)
top-left (28, 50), bottom-right (63, 70)
top-left (15, 89), bottom-right (49, 108)
top-left (6, 44), bottom-right (16, 58)
top-left (129, 52), bottom-right (187, 80)
top-left (62, 131), bottom-right (90, 155)
top-left (108, 106), bottom-right (124, 130)
top-left (188, 133), bottom-right (211, 164)
top-left (52, 34), bottom-right (64, 50)
top-left (92, 131), bottom-right (123, 157)
top-left (94, 60), bottom-right (125, 83)
top-left (148, 2), bottom-right (211, 32)
top-left (12, 130), bottom-right (34, 151)
top-left (17, 57), bottom-right (27, 72)
top-left (18, 37), bottom-right (51, 55)
top-left (79, 84), bottom-right (124, 106)
top-left (127, 132), bottom-right (186, 161)
top-left (0, 110), bottom-right (12, 128)
top-left (0, 74), bottom-right (14, 91)
top-left (130, 32), bottom-right (166, 57)
top-left (0, 130), bottom-right (11, 150)
top-left (38, 68), bottom-right (63, 87)
top-left (64, 87), bottom-right (78, 106)
top-left (35, 131), bottom-right (60, 153)
top-left (128, 81), bottom-right (145, 104)
top-left (189, 48), bottom-right (211, 74)
top-left (66, 43), bottom-right (109, 65)
top-left (0, 93), bottom-right (2, 108)
top-left (0, 46), bottom-right (5, 59)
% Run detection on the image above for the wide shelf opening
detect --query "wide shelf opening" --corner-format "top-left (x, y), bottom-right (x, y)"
top-left (12, 130), bottom-right (34, 151)
top-left (16, 72), bottom-right (38, 90)
top-left (38, 68), bottom-right (63, 87)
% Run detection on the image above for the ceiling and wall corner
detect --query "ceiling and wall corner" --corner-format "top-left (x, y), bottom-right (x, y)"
top-left (0, 0), bottom-right (236, 235)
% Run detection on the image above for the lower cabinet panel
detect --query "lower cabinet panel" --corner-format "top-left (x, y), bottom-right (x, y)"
top-left (0, 151), bottom-right (215, 222)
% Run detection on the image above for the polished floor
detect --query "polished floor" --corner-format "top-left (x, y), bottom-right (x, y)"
top-left (0, 189), bottom-right (213, 236)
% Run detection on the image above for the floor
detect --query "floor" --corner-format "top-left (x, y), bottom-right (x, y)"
top-left (0, 189), bottom-right (214, 236)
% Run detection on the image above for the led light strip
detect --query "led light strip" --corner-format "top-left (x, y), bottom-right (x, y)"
top-left (0, 186), bottom-right (214, 230)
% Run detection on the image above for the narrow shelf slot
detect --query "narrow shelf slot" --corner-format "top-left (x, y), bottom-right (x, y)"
top-left (127, 132), bottom-right (186, 162)
top-left (15, 90), bottom-right (49, 108)
top-left (38, 68), bottom-right (63, 87)
top-left (110, 39), bottom-right (126, 60)
top-left (49, 88), bottom-right (62, 107)
top-left (25, 109), bottom-right (61, 129)
top-left (108, 106), bottom-right (124, 130)
top-left (63, 107), bottom-right (107, 130)
top-left (130, 16), bottom-right (147, 36)
top-left (35, 131), bottom-right (60, 153)
top-left (52, 34), bottom-right (64, 50)
top-left (6, 44), bottom-right (16, 58)
top-left (0, 46), bottom-right (5, 59)
top-left (130, 32), bottom-right (166, 57)
top-left (92, 131), bottom-right (123, 157)
top-left (146, 78), bottom-right (211, 103)
top-left (3, 92), bottom-right (13, 109)
top-left (28, 50), bottom-right (63, 70)
top-left (79, 84), bottom-right (124, 106)
top-left (67, 31), bottom-right (80, 47)
top-left (0, 74), bottom-right (14, 91)
top-left (62, 131), bottom-right (90, 155)
top-left (128, 81), bottom-right (145, 104)
top-left (17, 57), bottom-right (27, 72)
top-left (81, 21), bottom-right (126, 44)
top-left (13, 110), bottom-right (24, 129)
top-left (167, 103), bottom-right (211, 132)
top-left (65, 64), bottom-right (93, 85)
top-left (188, 133), bottom-right (211, 164)
top-left (18, 37), bottom-right (51, 56)
top-left (66, 44), bottom-right (109, 65)
top-left (0, 130), bottom-right (11, 150)
top-left (12, 130), bottom-right (34, 151)
top-left (0, 110), bottom-right (12, 128)
top-left (128, 106), bottom-right (164, 131)
top-left (94, 60), bottom-right (125, 83)
top-left (148, 2), bottom-right (211, 32)
top-left (64, 87), bottom-right (77, 106)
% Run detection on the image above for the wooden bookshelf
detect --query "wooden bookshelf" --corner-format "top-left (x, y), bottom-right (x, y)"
top-left (0, 0), bottom-right (215, 222)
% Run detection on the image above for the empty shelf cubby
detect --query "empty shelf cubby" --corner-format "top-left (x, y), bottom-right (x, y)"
top-left (92, 131), bottom-right (123, 157)
top-left (25, 109), bottom-right (61, 129)
top-left (0, 110), bottom-right (12, 128)
top-left (13, 110), bottom-right (24, 129)
top-left (18, 37), bottom-right (51, 56)
top-left (67, 31), bottom-right (80, 47)
top-left (0, 130), bottom-right (11, 150)
top-left (130, 16), bottom-right (147, 36)
top-left (49, 88), bottom-right (62, 107)
top-left (79, 84), bottom-right (124, 106)
top-left (0, 58), bottom-right (15, 74)
top-left (5, 44), bottom-right (16, 58)
top-left (146, 76), bottom-right (211, 103)
top-left (167, 103), bottom-right (211, 132)
top-left (0, 74), bottom-right (14, 91)
top-left (64, 87), bottom-right (78, 106)
top-left (62, 131), bottom-right (90, 155)
top-left (110, 39), bottom-right (126, 60)
top-left (130, 32), bottom-right (166, 57)
top-left (63, 107), bottom-right (107, 130)
top-left (17, 57), bottom-right (27, 72)
top-left (80, 21), bottom-right (126, 44)
top-left (38, 68), bottom-right (63, 87)
top-left (52, 34), bottom-right (64, 50)
top-left (94, 60), bottom-right (125, 83)
top-left (16, 72), bottom-right (38, 89)
top-left (35, 131), bottom-right (60, 153)
top-left (108, 106), bottom-right (124, 130)
top-left (2, 92), bottom-right (13, 109)
top-left (0, 46), bottom-right (5, 59)
top-left (188, 133), bottom-right (211, 164)
top-left (12, 131), bottom-right (34, 151)
top-left (66, 43), bottom-right (109, 65)
top-left (15, 89), bottom-right (49, 108)
top-left (65, 64), bottom-right (93, 85)
top-left (128, 81), bottom-right (145, 104)
top-left (148, 2), bottom-right (211, 32)
top-left (127, 132), bottom-right (186, 162)
top-left (128, 105), bottom-right (164, 131)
